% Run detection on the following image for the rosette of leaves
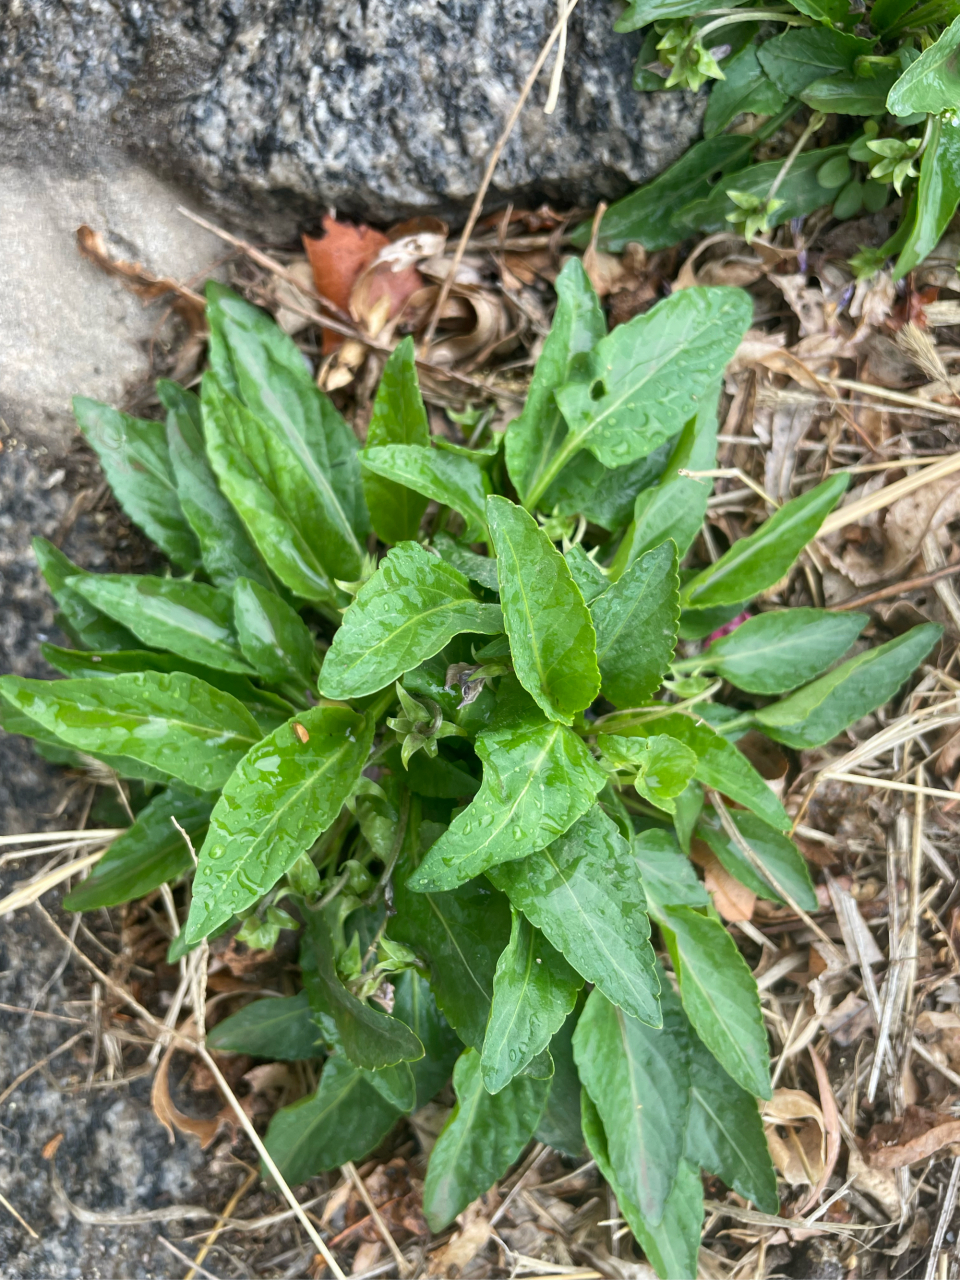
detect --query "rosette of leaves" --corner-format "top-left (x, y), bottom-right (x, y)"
top-left (1, 272), bottom-right (941, 1278)
top-left (572, 0), bottom-right (960, 281)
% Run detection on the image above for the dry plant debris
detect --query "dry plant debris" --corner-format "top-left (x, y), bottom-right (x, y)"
top-left (8, 193), bottom-right (960, 1280)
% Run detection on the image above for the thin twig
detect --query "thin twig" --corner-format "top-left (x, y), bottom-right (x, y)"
top-left (157, 1236), bottom-right (223, 1280)
top-left (0, 1029), bottom-right (87, 1107)
top-left (343, 1161), bottom-right (410, 1278)
top-left (0, 1193), bottom-right (39, 1240)
top-left (420, 0), bottom-right (582, 354)
top-left (708, 791), bottom-right (846, 967)
top-left (825, 377), bottom-right (960, 421)
top-left (827, 563), bottom-right (960, 610)
top-left (924, 1155), bottom-right (960, 1280)
top-left (186, 1170), bottom-right (259, 1280)
top-left (197, 1045), bottom-right (347, 1280)
top-left (823, 772), bottom-right (960, 801)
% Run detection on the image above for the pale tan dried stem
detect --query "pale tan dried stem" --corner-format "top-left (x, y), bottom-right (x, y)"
top-left (0, 1029), bottom-right (88, 1107)
top-left (825, 377), bottom-right (960, 421)
top-left (0, 848), bottom-right (107, 915)
top-left (420, 0), bottom-right (582, 354)
top-left (0, 1193), bottom-right (39, 1240)
top-left (196, 1044), bottom-right (346, 1278)
top-left (185, 1168), bottom-right (259, 1280)
top-left (707, 791), bottom-right (845, 967)
top-left (342, 1161), bottom-right (410, 1278)
top-left (821, 772), bottom-right (960, 801)
top-left (820, 450), bottom-right (960, 535)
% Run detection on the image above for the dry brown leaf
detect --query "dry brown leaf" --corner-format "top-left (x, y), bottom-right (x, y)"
top-left (821, 992), bottom-right (876, 1047)
top-left (765, 1120), bottom-right (825, 1186)
top-left (270, 260), bottom-right (321, 335)
top-left (846, 1143), bottom-right (899, 1219)
top-left (151, 1038), bottom-right (229, 1149)
top-left (795, 1048), bottom-right (841, 1215)
top-left (426, 1198), bottom-right (492, 1276)
top-left (303, 215), bottom-right (390, 353)
top-left (689, 841), bottom-right (757, 921)
top-left (76, 224), bottom-right (207, 380)
top-left (870, 1115), bottom-right (960, 1169)
top-left (884, 475), bottom-right (960, 565)
top-left (76, 225), bottom-right (205, 315)
top-left (772, 274), bottom-right (828, 336)
top-left (352, 1241), bottom-right (382, 1275)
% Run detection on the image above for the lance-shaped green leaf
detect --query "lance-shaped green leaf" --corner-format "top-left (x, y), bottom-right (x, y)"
top-left (591, 543), bottom-right (679, 709)
top-left (697, 808), bottom-right (818, 911)
top-left (888, 13), bottom-right (960, 116)
top-left (201, 374), bottom-right (346, 603)
top-left (536, 1006), bottom-right (584, 1158)
top-left (564, 546), bottom-right (608, 604)
top-left (300, 912), bottom-right (423, 1070)
top-left (318, 542), bottom-right (503, 699)
top-left (481, 909), bottom-right (582, 1093)
top-left (206, 283), bottom-right (368, 547)
top-left (704, 45), bottom-right (787, 139)
top-left (682, 473), bottom-right (849, 611)
top-left (69, 574), bottom-right (254, 674)
top-left (392, 969), bottom-right (461, 1107)
top-left (423, 1048), bottom-right (550, 1231)
top-left (63, 790), bottom-right (211, 911)
top-left (633, 829), bottom-right (711, 913)
top-left (690, 608), bottom-right (867, 694)
top-left (582, 1092), bottom-right (703, 1280)
top-left (659, 904), bottom-right (771, 1099)
top-left (72, 396), bottom-right (201, 571)
top-left (544, 441), bottom-right (674, 531)
top-left (363, 336), bottom-right (431, 543)
top-left (490, 806), bottom-right (661, 1026)
top-left (598, 733), bottom-right (698, 815)
top-left (0, 672), bottom-right (259, 792)
top-left (486, 496), bottom-right (600, 724)
top-left (757, 28), bottom-right (874, 98)
top-left (505, 258), bottom-right (606, 508)
top-left (895, 118), bottom-right (960, 279)
top-left (158, 379), bottom-right (272, 591)
top-left (185, 705), bottom-right (374, 944)
top-left (264, 1055), bottom-right (400, 1186)
top-left (41, 644), bottom-right (294, 735)
top-left (754, 623), bottom-right (942, 749)
top-left (615, 713), bottom-right (790, 832)
top-left (408, 708), bottom-right (607, 892)
top-left (392, 823), bottom-right (512, 1051)
top-left (432, 532), bottom-right (500, 592)
top-left (361, 445), bottom-right (489, 540)
top-left (548, 288), bottom-right (751, 484)
top-left (685, 1031), bottom-right (778, 1212)
top-left (207, 992), bottom-right (325, 1060)
top-left (609, 397), bottom-right (720, 580)
top-left (232, 577), bottom-right (314, 687)
top-left (362, 1063), bottom-right (417, 1113)
top-left (0, 699), bottom-right (181, 788)
top-left (32, 538), bottom-right (138, 651)
top-left (574, 987), bottom-right (691, 1224)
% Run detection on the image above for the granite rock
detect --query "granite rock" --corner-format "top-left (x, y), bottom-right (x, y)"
top-left (0, 0), bottom-right (704, 229)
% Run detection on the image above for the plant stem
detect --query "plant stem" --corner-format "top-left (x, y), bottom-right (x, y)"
top-left (522, 430), bottom-right (585, 513)
top-left (768, 111), bottom-right (826, 201)
top-left (699, 10), bottom-right (810, 38)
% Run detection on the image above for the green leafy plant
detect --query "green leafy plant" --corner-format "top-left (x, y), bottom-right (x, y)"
top-left (575, 2), bottom-right (960, 277)
top-left (2, 268), bottom-right (942, 1277)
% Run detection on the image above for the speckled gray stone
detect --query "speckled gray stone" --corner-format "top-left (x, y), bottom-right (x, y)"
top-left (0, 0), bottom-right (704, 228)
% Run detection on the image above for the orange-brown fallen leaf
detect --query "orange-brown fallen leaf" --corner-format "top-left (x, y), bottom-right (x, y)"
top-left (152, 1020), bottom-right (231, 1148)
top-left (869, 1111), bottom-right (960, 1169)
